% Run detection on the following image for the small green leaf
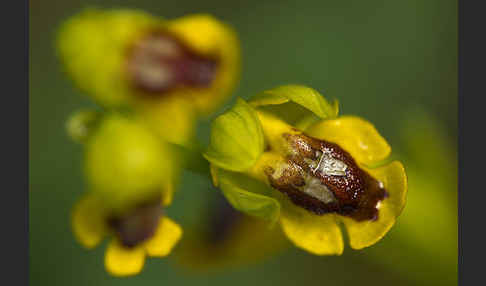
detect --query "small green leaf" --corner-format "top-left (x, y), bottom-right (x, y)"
top-left (249, 85), bottom-right (339, 119)
top-left (204, 98), bottom-right (264, 172)
top-left (216, 168), bottom-right (281, 225)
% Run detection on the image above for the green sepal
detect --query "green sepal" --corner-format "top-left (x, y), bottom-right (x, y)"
top-left (249, 85), bottom-right (339, 120)
top-left (214, 167), bottom-right (281, 225)
top-left (203, 98), bottom-right (264, 172)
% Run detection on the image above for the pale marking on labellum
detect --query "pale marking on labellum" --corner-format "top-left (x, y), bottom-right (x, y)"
top-left (359, 141), bottom-right (369, 150)
top-left (135, 60), bottom-right (173, 89)
top-left (313, 151), bottom-right (348, 176)
top-left (378, 181), bottom-right (384, 189)
top-left (376, 201), bottom-right (382, 209)
top-left (271, 162), bottom-right (291, 181)
top-left (303, 176), bottom-right (336, 203)
top-left (140, 36), bottom-right (182, 58)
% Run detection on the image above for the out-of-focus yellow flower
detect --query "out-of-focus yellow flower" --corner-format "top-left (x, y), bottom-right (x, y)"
top-left (204, 85), bottom-right (407, 255)
top-left (57, 8), bottom-right (240, 145)
top-left (68, 112), bottom-right (183, 276)
top-left (175, 194), bottom-right (288, 271)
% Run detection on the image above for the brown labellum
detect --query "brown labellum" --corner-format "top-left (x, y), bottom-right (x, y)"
top-left (265, 133), bottom-right (387, 222)
top-left (126, 30), bottom-right (219, 95)
top-left (108, 198), bottom-right (163, 248)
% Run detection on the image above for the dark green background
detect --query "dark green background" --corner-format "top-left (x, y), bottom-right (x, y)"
top-left (30, 0), bottom-right (457, 285)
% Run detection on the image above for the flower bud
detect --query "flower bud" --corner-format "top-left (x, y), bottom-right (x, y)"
top-left (83, 113), bottom-right (173, 212)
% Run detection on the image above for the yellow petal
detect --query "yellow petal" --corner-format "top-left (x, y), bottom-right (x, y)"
top-left (255, 110), bottom-right (298, 154)
top-left (145, 217), bottom-right (183, 257)
top-left (279, 200), bottom-right (343, 255)
top-left (105, 240), bottom-right (146, 277)
top-left (341, 161), bottom-right (407, 249)
top-left (167, 14), bottom-right (240, 114)
top-left (305, 116), bottom-right (391, 166)
top-left (71, 193), bottom-right (106, 249)
top-left (246, 151), bottom-right (285, 184)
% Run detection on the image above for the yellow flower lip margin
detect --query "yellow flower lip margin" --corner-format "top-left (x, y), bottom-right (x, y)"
top-left (69, 112), bottom-right (183, 276)
top-left (56, 8), bottom-right (240, 115)
top-left (72, 193), bottom-right (183, 276)
top-left (204, 85), bottom-right (407, 255)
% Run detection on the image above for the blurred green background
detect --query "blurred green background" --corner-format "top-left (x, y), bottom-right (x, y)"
top-left (29, 0), bottom-right (457, 285)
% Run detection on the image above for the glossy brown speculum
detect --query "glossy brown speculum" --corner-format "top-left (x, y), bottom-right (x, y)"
top-left (107, 198), bottom-right (163, 248)
top-left (265, 133), bottom-right (387, 221)
top-left (126, 31), bottom-right (219, 95)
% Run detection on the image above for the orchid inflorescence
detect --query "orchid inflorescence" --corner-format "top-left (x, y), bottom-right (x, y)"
top-left (58, 8), bottom-right (407, 277)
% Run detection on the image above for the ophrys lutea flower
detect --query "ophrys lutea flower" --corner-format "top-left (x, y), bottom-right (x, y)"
top-left (204, 85), bottom-right (407, 255)
top-left (57, 9), bottom-right (240, 145)
top-left (68, 111), bottom-right (182, 276)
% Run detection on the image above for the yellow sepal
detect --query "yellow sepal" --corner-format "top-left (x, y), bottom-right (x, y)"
top-left (167, 14), bottom-right (240, 114)
top-left (280, 200), bottom-right (343, 255)
top-left (305, 116), bottom-right (391, 166)
top-left (104, 240), bottom-right (146, 277)
top-left (340, 161), bottom-right (407, 249)
top-left (145, 217), bottom-right (183, 257)
top-left (71, 193), bottom-right (106, 249)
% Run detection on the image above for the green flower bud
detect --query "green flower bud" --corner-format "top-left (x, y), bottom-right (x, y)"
top-left (83, 113), bottom-right (173, 212)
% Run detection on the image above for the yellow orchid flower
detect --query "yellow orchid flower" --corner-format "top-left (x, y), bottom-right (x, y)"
top-left (57, 8), bottom-right (240, 145)
top-left (204, 85), bottom-right (407, 255)
top-left (68, 111), bottom-right (182, 276)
